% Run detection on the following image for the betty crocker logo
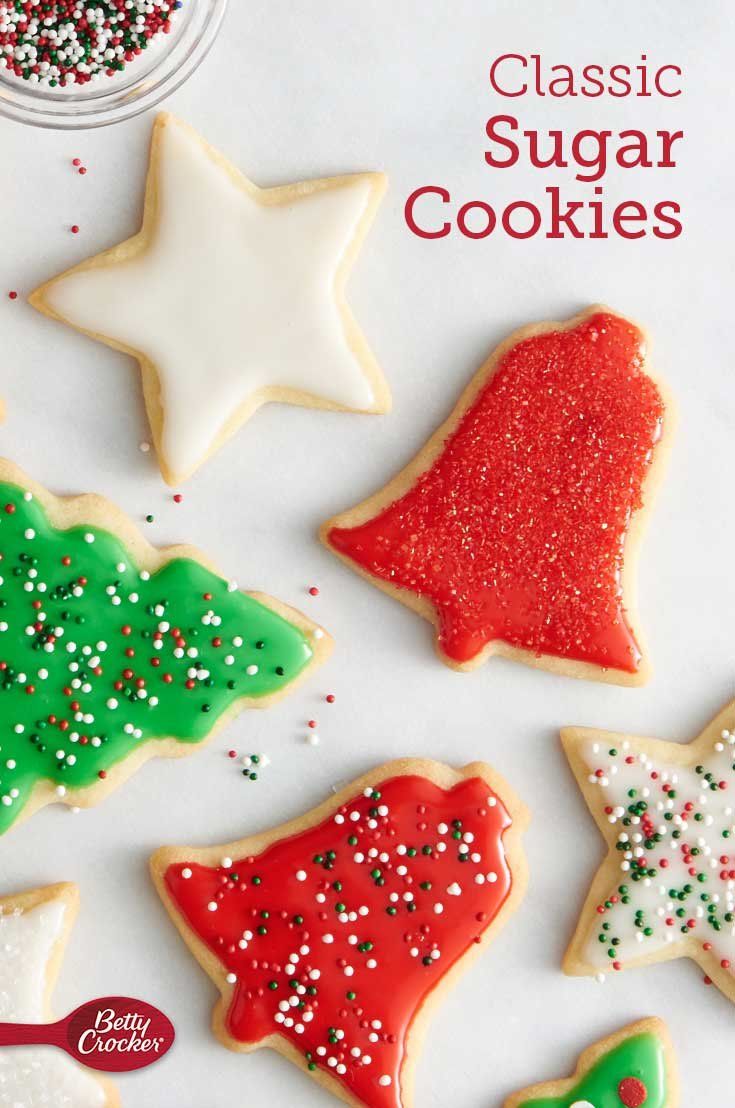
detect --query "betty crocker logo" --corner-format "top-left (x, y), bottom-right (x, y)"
top-left (0, 996), bottom-right (175, 1073)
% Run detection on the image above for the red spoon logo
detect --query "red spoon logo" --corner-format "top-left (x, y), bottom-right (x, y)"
top-left (0, 997), bottom-right (175, 1073)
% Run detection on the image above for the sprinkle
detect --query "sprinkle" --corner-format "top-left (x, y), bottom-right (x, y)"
top-left (0, 3), bottom-right (185, 89)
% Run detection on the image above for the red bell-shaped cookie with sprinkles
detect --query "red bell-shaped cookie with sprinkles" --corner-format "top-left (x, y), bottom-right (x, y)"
top-left (151, 759), bottom-right (528, 1108)
top-left (323, 306), bottom-right (671, 686)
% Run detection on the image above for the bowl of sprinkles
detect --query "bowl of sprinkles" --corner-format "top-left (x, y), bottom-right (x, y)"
top-left (0, 0), bottom-right (228, 128)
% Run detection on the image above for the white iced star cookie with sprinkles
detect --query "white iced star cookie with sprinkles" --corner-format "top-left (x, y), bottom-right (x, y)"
top-left (151, 757), bottom-right (528, 1108)
top-left (29, 113), bottom-right (390, 485)
top-left (0, 458), bottom-right (330, 836)
top-left (0, 883), bottom-right (119, 1107)
top-left (563, 700), bottom-right (735, 1004)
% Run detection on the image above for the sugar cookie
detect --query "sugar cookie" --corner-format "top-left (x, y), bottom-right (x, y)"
top-left (29, 114), bottom-right (390, 485)
top-left (0, 459), bottom-right (330, 835)
top-left (563, 700), bottom-right (735, 1004)
top-left (151, 757), bottom-right (528, 1108)
top-left (504, 1018), bottom-right (677, 1108)
top-left (0, 882), bottom-right (119, 1107)
top-left (323, 307), bottom-right (671, 685)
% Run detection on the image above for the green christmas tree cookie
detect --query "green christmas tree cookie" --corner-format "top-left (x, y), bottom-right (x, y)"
top-left (504, 1019), bottom-right (677, 1108)
top-left (0, 462), bottom-right (330, 835)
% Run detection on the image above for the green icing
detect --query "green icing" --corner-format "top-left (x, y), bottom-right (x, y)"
top-left (518, 1033), bottom-right (666, 1108)
top-left (0, 481), bottom-right (315, 834)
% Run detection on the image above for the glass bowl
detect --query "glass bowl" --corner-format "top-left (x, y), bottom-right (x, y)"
top-left (0, 0), bottom-right (228, 129)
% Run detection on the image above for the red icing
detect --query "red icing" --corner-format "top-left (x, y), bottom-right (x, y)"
top-left (165, 774), bottom-right (514, 1108)
top-left (328, 312), bottom-right (665, 672)
top-left (618, 1076), bottom-right (648, 1106)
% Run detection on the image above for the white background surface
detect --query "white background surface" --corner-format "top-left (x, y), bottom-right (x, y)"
top-left (1, 2), bottom-right (735, 1105)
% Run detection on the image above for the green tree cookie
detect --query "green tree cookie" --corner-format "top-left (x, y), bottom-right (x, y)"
top-left (0, 474), bottom-right (327, 835)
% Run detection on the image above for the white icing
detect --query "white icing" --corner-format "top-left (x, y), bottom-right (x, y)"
top-left (44, 116), bottom-right (381, 479)
top-left (577, 730), bottom-right (735, 975)
top-left (0, 898), bottom-right (106, 1107)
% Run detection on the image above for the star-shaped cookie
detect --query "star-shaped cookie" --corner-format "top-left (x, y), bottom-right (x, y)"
top-left (504, 1018), bottom-right (677, 1108)
top-left (151, 758), bottom-right (528, 1108)
top-left (29, 114), bottom-right (390, 485)
top-left (563, 699), bottom-right (735, 1005)
top-left (0, 883), bottom-right (118, 1107)
top-left (322, 307), bottom-right (671, 686)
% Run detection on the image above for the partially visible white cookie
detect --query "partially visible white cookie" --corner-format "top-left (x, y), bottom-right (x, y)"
top-left (30, 113), bottom-right (390, 485)
top-left (0, 883), bottom-right (119, 1108)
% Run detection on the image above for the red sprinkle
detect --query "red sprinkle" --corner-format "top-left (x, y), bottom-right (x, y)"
top-left (618, 1077), bottom-right (648, 1108)
top-left (7, 291), bottom-right (17, 300)
top-left (71, 225), bottom-right (80, 234)
top-left (308, 586), bottom-right (319, 597)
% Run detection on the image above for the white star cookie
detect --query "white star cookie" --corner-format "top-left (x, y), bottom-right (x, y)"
top-left (0, 883), bottom-right (118, 1107)
top-left (30, 114), bottom-right (390, 485)
top-left (563, 699), bottom-right (735, 1006)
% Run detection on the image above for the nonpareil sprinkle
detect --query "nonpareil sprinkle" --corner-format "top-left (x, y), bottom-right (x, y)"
top-left (0, 2), bottom-right (184, 89)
